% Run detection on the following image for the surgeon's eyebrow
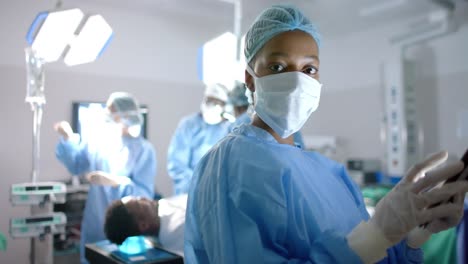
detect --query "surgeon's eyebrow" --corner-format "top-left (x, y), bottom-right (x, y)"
top-left (267, 52), bottom-right (319, 62)
top-left (267, 51), bottom-right (289, 58)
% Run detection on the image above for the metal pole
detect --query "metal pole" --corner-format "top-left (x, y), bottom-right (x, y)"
top-left (31, 103), bottom-right (43, 183)
top-left (234, 0), bottom-right (242, 61)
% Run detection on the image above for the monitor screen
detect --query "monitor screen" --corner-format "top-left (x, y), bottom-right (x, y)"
top-left (72, 102), bottom-right (148, 141)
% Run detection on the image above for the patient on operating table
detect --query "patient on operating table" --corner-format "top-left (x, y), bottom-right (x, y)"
top-left (104, 194), bottom-right (187, 256)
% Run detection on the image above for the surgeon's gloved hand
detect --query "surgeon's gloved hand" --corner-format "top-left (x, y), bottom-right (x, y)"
top-left (407, 193), bottom-right (466, 248)
top-left (407, 227), bottom-right (432, 249)
top-left (54, 121), bottom-right (74, 140)
top-left (86, 171), bottom-right (130, 187)
top-left (347, 151), bottom-right (468, 264)
top-left (425, 167), bottom-right (468, 233)
top-left (408, 167), bottom-right (468, 248)
top-left (370, 157), bottom-right (466, 244)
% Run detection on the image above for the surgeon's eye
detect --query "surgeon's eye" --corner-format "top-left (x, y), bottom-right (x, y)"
top-left (269, 64), bottom-right (285, 73)
top-left (303, 66), bottom-right (318, 76)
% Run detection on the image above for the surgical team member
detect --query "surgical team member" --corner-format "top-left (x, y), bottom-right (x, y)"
top-left (167, 83), bottom-right (230, 195)
top-left (227, 81), bottom-right (252, 129)
top-left (54, 92), bottom-right (156, 264)
top-left (185, 5), bottom-right (468, 263)
top-left (228, 81), bottom-right (305, 148)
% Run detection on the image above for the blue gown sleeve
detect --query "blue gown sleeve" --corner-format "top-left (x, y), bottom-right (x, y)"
top-left (121, 141), bottom-right (156, 198)
top-left (333, 165), bottom-right (424, 264)
top-left (167, 118), bottom-right (194, 194)
top-left (55, 135), bottom-right (90, 176)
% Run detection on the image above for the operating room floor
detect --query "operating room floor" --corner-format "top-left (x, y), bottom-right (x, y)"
top-left (55, 253), bottom-right (80, 264)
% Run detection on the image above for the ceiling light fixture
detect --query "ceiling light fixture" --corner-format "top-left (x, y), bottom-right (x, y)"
top-left (26, 8), bottom-right (113, 66)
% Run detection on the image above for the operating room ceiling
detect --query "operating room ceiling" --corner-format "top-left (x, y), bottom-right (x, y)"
top-left (80, 0), bottom-right (445, 37)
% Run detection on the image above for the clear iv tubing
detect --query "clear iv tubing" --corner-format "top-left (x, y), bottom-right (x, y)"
top-left (31, 102), bottom-right (43, 183)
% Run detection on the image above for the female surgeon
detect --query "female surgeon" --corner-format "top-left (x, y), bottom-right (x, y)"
top-left (54, 92), bottom-right (156, 264)
top-left (184, 5), bottom-right (468, 264)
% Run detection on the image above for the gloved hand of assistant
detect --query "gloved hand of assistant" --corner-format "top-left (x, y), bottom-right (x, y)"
top-left (370, 151), bottom-right (467, 245)
top-left (54, 121), bottom-right (74, 140)
top-left (86, 171), bottom-right (130, 187)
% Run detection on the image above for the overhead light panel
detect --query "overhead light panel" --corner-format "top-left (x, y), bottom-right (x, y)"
top-left (27, 9), bottom-right (84, 63)
top-left (64, 15), bottom-right (113, 66)
top-left (199, 32), bottom-right (245, 88)
top-left (26, 8), bottom-right (113, 66)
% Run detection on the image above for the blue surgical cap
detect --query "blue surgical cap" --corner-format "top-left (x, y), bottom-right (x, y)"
top-left (244, 4), bottom-right (321, 63)
top-left (228, 81), bottom-right (249, 107)
top-left (107, 92), bottom-right (142, 126)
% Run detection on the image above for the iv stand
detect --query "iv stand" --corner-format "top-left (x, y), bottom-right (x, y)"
top-left (25, 47), bottom-right (53, 264)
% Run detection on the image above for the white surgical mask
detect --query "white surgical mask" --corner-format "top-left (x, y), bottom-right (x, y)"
top-left (247, 65), bottom-right (322, 138)
top-left (127, 125), bottom-right (142, 137)
top-left (201, 103), bottom-right (224, 125)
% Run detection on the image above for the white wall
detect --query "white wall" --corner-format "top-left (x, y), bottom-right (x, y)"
top-left (0, 1), bottom-right (229, 263)
top-left (302, 20), bottom-right (468, 163)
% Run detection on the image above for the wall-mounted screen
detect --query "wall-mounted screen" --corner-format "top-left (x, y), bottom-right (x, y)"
top-left (72, 102), bottom-right (148, 141)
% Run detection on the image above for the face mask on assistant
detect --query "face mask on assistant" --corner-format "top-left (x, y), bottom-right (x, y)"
top-left (201, 102), bottom-right (224, 125)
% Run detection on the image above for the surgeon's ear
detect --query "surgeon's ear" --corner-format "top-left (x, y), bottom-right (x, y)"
top-left (245, 69), bottom-right (255, 93)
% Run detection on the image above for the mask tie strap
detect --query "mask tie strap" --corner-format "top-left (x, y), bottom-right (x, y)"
top-left (246, 64), bottom-right (258, 79)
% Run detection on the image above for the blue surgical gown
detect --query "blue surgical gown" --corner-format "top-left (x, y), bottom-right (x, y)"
top-left (229, 112), bottom-right (306, 149)
top-left (185, 124), bottom-right (423, 263)
top-left (456, 199), bottom-right (468, 264)
top-left (167, 113), bottom-right (230, 195)
top-left (56, 134), bottom-right (156, 264)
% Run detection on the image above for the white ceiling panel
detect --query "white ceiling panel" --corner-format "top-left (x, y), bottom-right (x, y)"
top-left (77, 0), bottom-right (445, 36)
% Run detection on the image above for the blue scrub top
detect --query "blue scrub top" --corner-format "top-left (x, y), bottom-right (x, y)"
top-left (185, 124), bottom-right (422, 263)
top-left (167, 113), bottom-right (230, 195)
top-left (56, 133), bottom-right (156, 264)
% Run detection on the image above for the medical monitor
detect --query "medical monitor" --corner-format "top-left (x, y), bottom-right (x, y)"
top-left (72, 102), bottom-right (148, 141)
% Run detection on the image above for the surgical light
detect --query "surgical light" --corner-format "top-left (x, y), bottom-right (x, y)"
top-left (199, 32), bottom-right (245, 88)
top-left (64, 15), bottom-right (113, 66)
top-left (26, 8), bottom-right (113, 66)
top-left (27, 8), bottom-right (84, 63)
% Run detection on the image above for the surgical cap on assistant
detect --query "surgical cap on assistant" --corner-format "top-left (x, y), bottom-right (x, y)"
top-left (204, 83), bottom-right (228, 103)
top-left (228, 81), bottom-right (249, 107)
top-left (107, 92), bottom-right (143, 126)
top-left (244, 4), bottom-right (321, 63)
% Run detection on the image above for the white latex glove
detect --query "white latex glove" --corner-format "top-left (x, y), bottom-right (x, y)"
top-left (348, 151), bottom-right (468, 263)
top-left (424, 166), bottom-right (468, 233)
top-left (54, 121), bottom-right (74, 140)
top-left (407, 167), bottom-right (468, 248)
top-left (86, 171), bottom-right (130, 187)
top-left (407, 227), bottom-right (432, 249)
